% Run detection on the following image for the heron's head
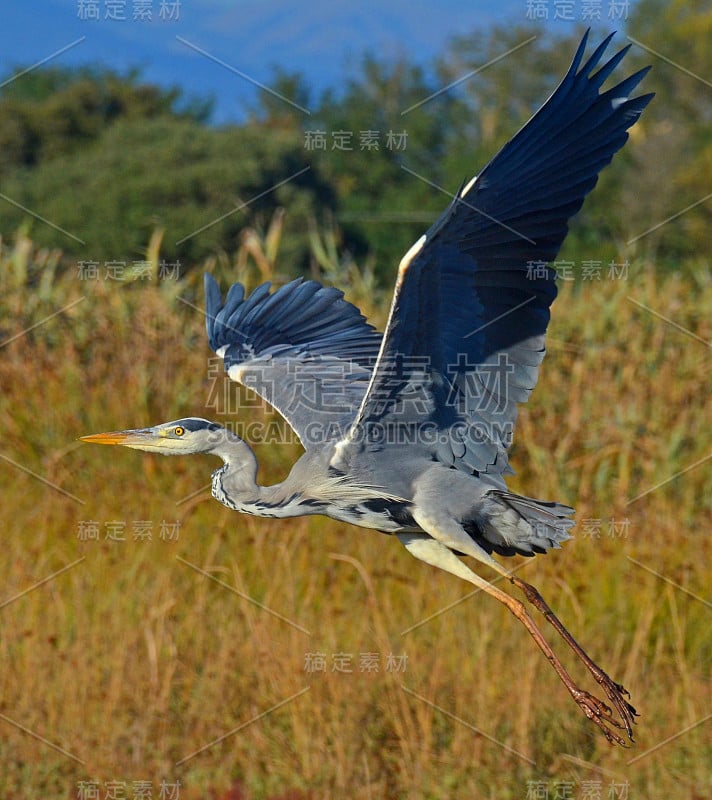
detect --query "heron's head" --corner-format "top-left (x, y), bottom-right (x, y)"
top-left (80, 417), bottom-right (228, 455)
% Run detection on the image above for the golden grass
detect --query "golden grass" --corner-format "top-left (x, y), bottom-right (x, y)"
top-left (0, 236), bottom-right (710, 799)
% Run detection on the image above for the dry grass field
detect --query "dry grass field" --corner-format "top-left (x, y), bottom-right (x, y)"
top-left (1, 233), bottom-right (710, 798)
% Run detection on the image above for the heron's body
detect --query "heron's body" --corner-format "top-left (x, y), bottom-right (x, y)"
top-left (211, 438), bottom-right (571, 561)
top-left (82, 32), bottom-right (653, 746)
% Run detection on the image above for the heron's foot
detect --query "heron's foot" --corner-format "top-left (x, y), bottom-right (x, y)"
top-left (571, 679), bottom-right (636, 746)
top-left (591, 669), bottom-right (638, 742)
top-left (575, 650), bottom-right (637, 741)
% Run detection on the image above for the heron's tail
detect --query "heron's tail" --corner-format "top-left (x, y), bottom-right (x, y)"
top-left (471, 490), bottom-right (575, 557)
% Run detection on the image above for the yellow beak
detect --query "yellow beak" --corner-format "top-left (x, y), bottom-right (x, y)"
top-left (80, 431), bottom-right (130, 446)
top-left (80, 429), bottom-right (156, 447)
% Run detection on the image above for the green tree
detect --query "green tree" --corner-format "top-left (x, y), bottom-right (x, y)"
top-left (0, 65), bottom-right (211, 178)
top-left (624, 0), bottom-right (712, 262)
top-left (304, 55), bottom-right (459, 279)
top-left (1, 117), bottom-right (331, 266)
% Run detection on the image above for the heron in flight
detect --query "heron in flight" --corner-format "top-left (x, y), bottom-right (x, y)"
top-left (82, 32), bottom-right (652, 745)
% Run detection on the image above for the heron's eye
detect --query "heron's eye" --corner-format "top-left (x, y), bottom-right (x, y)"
top-left (174, 426), bottom-right (185, 437)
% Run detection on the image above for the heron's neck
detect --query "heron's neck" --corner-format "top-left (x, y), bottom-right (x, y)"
top-left (211, 435), bottom-right (304, 516)
top-left (213, 436), bottom-right (259, 491)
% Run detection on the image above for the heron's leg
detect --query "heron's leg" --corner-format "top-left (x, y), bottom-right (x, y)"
top-left (397, 533), bottom-right (633, 746)
top-left (512, 575), bottom-right (636, 732)
top-left (477, 558), bottom-right (637, 739)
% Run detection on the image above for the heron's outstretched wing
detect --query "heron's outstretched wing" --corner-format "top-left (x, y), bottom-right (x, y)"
top-left (339, 32), bottom-right (653, 476)
top-left (205, 274), bottom-right (382, 449)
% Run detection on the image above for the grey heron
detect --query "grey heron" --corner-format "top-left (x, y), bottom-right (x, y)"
top-left (82, 32), bottom-right (652, 745)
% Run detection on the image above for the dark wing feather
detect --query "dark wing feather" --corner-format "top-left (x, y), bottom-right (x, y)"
top-left (341, 31), bottom-right (653, 476)
top-left (205, 274), bottom-right (382, 448)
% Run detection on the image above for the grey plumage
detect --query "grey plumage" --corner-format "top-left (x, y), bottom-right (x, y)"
top-left (83, 31), bottom-right (651, 747)
top-left (205, 275), bottom-right (382, 447)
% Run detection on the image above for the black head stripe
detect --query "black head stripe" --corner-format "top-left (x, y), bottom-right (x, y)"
top-left (177, 418), bottom-right (222, 432)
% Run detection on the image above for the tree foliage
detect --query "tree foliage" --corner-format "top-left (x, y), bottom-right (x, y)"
top-left (2, 116), bottom-right (332, 264)
top-left (0, 12), bottom-right (709, 276)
